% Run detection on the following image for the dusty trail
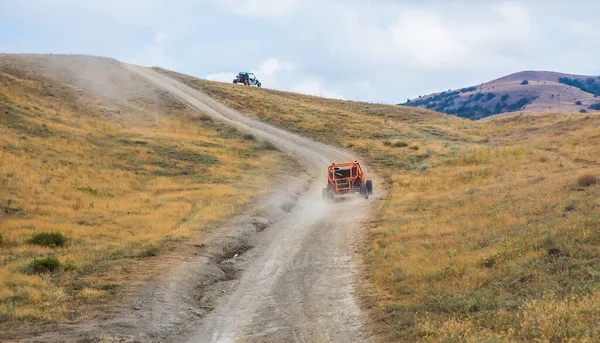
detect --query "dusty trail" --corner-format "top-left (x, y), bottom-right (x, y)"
top-left (0, 64), bottom-right (374, 343)
top-left (122, 66), bottom-right (377, 343)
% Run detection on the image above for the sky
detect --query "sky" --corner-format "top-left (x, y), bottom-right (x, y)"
top-left (1, 0), bottom-right (599, 103)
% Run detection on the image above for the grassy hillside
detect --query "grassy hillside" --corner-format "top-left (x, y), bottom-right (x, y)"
top-left (157, 69), bottom-right (600, 342)
top-left (402, 71), bottom-right (600, 120)
top-left (0, 55), bottom-right (284, 323)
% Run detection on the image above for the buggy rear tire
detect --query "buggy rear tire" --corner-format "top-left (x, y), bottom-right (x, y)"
top-left (257, 82), bottom-right (262, 88)
top-left (366, 180), bottom-right (373, 195)
top-left (360, 183), bottom-right (368, 199)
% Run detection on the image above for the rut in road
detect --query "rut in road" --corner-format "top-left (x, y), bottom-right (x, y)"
top-left (125, 65), bottom-right (376, 343)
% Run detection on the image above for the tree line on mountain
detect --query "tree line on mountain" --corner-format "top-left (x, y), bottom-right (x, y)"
top-left (559, 77), bottom-right (600, 96)
top-left (403, 91), bottom-right (537, 120)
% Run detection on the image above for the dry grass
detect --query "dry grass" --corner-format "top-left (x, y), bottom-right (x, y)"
top-left (0, 60), bottom-right (284, 323)
top-left (578, 174), bottom-right (599, 187)
top-left (159, 71), bottom-right (600, 342)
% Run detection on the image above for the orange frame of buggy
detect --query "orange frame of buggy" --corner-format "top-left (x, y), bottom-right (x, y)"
top-left (326, 161), bottom-right (365, 196)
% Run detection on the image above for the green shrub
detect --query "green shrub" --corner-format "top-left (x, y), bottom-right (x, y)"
top-left (26, 232), bottom-right (67, 247)
top-left (64, 261), bottom-right (77, 272)
top-left (23, 257), bottom-right (62, 274)
top-left (576, 101), bottom-right (582, 105)
top-left (420, 163), bottom-right (433, 170)
top-left (243, 133), bottom-right (256, 141)
top-left (589, 103), bottom-right (600, 110)
top-left (393, 141), bottom-right (409, 148)
top-left (521, 80), bottom-right (529, 85)
top-left (257, 141), bottom-right (278, 151)
top-left (383, 140), bottom-right (392, 146)
top-left (75, 185), bottom-right (99, 195)
top-left (138, 246), bottom-right (159, 257)
top-left (0, 233), bottom-right (3, 245)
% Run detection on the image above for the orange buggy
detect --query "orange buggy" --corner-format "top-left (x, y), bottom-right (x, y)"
top-left (322, 161), bottom-right (373, 200)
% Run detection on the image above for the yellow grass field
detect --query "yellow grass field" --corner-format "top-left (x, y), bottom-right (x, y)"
top-left (0, 59), bottom-right (284, 323)
top-left (159, 69), bottom-right (600, 342)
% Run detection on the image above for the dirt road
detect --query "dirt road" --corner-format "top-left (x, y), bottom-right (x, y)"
top-left (119, 66), bottom-right (377, 343)
top-left (121, 66), bottom-right (375, 343)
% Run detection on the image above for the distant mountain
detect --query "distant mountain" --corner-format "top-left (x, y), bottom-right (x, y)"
top-left (401, 71), bottom-right (600, 120)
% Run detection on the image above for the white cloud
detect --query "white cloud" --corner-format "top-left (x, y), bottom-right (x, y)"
top-left (127, 30), bottom-right (174, 69)
top-left (387, 9), bottom-right (470, 67)
top-left (251, 58), bottom-right (294, 87)
top-left (206, 72), bottom-right (237, 83)
top-left (291, 78), bottom-right (345, 100)
top-left (323, 1), bottom-right (534, 70)
top-left (217, 0), bottom-right (296, 18)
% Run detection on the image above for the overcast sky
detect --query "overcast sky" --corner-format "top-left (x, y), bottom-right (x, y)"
top-left (1, 1), bottom-right (599, 103)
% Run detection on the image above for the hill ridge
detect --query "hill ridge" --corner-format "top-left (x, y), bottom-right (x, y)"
top-left (402, 70), bottom-right (600, 119)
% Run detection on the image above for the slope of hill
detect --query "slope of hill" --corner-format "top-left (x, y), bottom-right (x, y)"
top-left (402, 71), bottom-right (600, 120)
top-left (2, 54), bottom-right (599, 343)
top-left (0, 54), bottom-right (284, 323)
top-left (158, 70), bottom-right (600, 342)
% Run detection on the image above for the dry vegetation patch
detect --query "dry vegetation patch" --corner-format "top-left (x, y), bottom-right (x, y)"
top-left (578, 174), bottom-right (599, 187)
top-left (159, 71), bottom-right (600, 342)
top-left (0, 57), bottom-right (283, 323)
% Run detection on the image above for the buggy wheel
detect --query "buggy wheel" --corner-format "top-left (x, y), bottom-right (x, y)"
top-left (360, 183), bottom-right (368, 199)
top-left (233, 80), bottom-right (237, 84)
top-left (257, 82), bottom-right (262, 88)
top-left (366, 180), bottom-right (373, 195)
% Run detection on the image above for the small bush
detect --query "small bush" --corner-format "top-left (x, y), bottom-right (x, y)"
top-left (23, 257), bottom-right (62, 274)
top-left (409, 145), bottom-right (420, 151)
top-left (26, 232), bottom-right (67, 248)
top-left (575, 101), bottom-right (582, 105)
top-left (64, 262), bottom-right (77, 272)
top-left (577, 174), bottom-right (598, 187)
top-left (243, 133), bottom-right (256, 141)
top-left (138, 246), bottom-right (159, 257)
top-left (480, 255), bottom-right (498, 268)
top-left (393, 141), bottom-right (409, 148)
top-left (580, 109), bottom-right (588, 114)
top-left (258, 141), bottom-right (278, 151)
top-left (521, 80), bottom-right (529, 85)
top-left (0, 233), bottom-right (3, 245)
top-left (589, 103), bottom-right (600, 110)
top-left (75, 186), bottom-right (99, 195)
top-left (383, 140), bottom-right (392, 146)
top-left (420, 163), bottom-right (433, 170)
